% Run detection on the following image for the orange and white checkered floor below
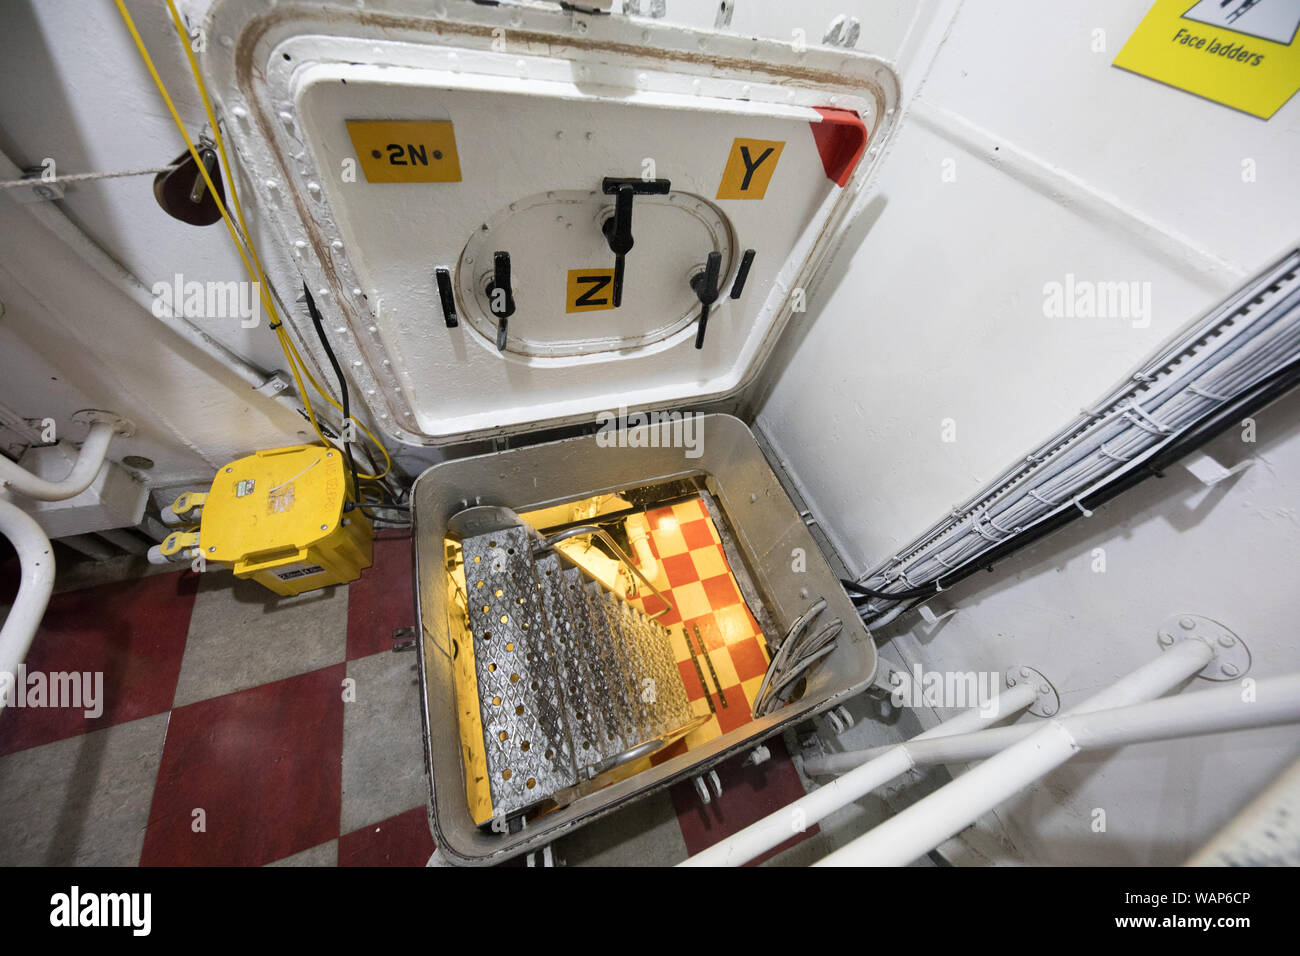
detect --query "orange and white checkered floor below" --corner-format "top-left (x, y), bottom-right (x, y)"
top-left (628, 498), bottom-right (772, 752)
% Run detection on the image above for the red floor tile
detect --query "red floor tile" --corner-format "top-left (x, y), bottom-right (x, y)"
top-left (730, 637), bottom-right (769, 683)
top-left (338, 806), bottom-right (435, 866)
top-left (700, 573), bottom-right (741, 610)
top-left (660, 552), bottom-right (699, 586)
top-left (0, 571), bottom-right (198, 757)
top-left (713, 685), bottom-right (750, 735)
top-left (669, 737), bottom-right (818, 866)
top-left (677, 658), bottom-right (707, 701)
top-left (346, 534), bottom-right (414, 660)
top-left (685, 614), bottom-right (725, 652)
top-left (140, 664), bottom-right (345, 866)
top-left (679, 519), bottom-right (715, 551)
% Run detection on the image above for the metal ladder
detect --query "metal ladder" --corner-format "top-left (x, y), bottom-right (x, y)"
top-left (460, 521), bottom-right (700, 818)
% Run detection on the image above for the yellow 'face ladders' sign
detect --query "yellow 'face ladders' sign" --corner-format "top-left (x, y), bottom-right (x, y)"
top-left (716, 138), bottom-right (785, 199)
top-left (346, 120), bottom-right (463, 182)
top-left (1113, 0), bottom-right (1300, 119)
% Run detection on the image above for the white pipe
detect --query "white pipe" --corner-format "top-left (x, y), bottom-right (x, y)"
top-left (849, 666), bottom-right (1300, 772)
top-left (627, 517), bottom-right (659, 583)
top-left (818, 673), bottom-right (1300, 868)
top-left (0, 421), bottom-right (116, 501)
top-left (814, 641), bottom-right (1230, 867)
top-left (811, 722), bottom-right (1039, 772)
top-left (1063, 673), bottom-right (1300, 748)
top-left (812, 640), bottom-right (1221, 775)
top-left (683, 640), bottom-right (1214, 868)
top-left (0, 498), bottom-right (56, 714)
top-left (678, 680), bottom-right (1040, 867)
top-left (1066, 639), bottom-right (1213, 713)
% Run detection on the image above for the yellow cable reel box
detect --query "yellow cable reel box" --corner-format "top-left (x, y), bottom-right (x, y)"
top-left (199, 445), bottom-right (373, 596)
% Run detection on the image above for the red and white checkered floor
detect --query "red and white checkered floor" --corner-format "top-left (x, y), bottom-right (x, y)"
top-left (0, 517), bottom-right (818, 866)
top-left (632, 498), bottom-right (775, 743)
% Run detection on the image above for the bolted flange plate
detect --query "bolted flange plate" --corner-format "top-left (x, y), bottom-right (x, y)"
top-left (72, 408), bottom-right (135, 437)
top-left (1005, 665), bottom-right (1060, 717)
top-left (1158, 613), bottom-right (1252, 681)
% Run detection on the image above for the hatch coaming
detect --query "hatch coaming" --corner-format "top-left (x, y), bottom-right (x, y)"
top-left (412, 414), bottom-right (876, 863)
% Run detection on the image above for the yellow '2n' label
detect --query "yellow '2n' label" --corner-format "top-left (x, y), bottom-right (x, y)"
top-left (716, 137), bottom-right (785, 200)
top-left (346, 120), bottom-right (463, 183)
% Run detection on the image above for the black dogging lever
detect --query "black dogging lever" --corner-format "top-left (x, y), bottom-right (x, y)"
top-left (435, 267), bottom-right (458, 328)
top-left (601, 176), bottom-right (671, 307)
top-left (730, 249), bottom-right (756, 299)
top-left (484, 251), bottom-right (515, 351)
top-left (689, 251), bottom-right (722, 350)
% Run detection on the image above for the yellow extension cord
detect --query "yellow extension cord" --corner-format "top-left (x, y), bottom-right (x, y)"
top-left (114, 0), bottom-right (392, 483)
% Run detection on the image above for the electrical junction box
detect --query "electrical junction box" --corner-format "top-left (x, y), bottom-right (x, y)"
top-left (198, 445), bottom-right (373, 597)
top-left (199, 0), bottom-right (900, 446)
top-left (198, 0), bottom-right (896, 862)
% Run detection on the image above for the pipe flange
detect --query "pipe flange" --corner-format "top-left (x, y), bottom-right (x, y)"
top-left (1158, 614), bottom-right (1251, 681)
top-left (1005, 665), bottom-right (1060, 717)
top-left (72, 409), bottom-right (135, 438)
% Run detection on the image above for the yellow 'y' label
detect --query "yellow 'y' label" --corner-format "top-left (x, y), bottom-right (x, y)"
top-left (716, 138), bottom-right (785, 199)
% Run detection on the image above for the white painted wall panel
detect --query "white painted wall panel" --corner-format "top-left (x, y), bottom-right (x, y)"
top-left (0, 0), bottom-right (287, 376)
top-left (756, 0), bottom-right (1300, 864)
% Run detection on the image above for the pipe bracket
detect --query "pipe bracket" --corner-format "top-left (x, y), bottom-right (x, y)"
top-left (1005, 665), bottom-right (1060, 717)
top-left (1158, 614), bottom-right (1252, 681)
top-left (71, 408), bottom-right (135, 438)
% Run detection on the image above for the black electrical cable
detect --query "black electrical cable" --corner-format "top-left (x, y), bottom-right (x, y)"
top-left (847, 353), bottom-right (1300, 609)
top-left (302, 283), bottom-right (362, 510)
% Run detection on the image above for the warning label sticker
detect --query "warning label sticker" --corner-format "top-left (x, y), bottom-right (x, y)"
top-left (346, 120), bottom-right (463, 183)
top-left (270, 562), bottom-right (327, 582)
top-left (1114, 1), bottom-right (1300, 118)
top-left (716, 138), bottom-right (785, 200)
top-left (565, 268), bottom-right (617, 313)
top-left (267, 484), bottom-right (295, 515)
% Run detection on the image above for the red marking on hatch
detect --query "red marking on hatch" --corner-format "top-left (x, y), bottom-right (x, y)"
top-left (809, 107), bottom-right (868, 187)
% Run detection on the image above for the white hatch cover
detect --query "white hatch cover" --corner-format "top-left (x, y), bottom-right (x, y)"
top-left (200, 0), bottom-right (900, 445)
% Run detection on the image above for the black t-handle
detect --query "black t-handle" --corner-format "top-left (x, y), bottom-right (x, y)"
top-left (690, 251), bottom-right (723, 350)
top-left (600, 177), bottom-right (670, 309)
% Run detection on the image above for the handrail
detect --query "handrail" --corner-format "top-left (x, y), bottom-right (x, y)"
top-left (536, 525), bottom-right (675, 621)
